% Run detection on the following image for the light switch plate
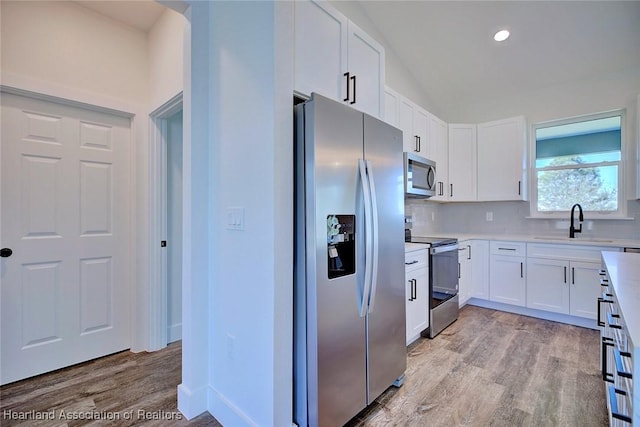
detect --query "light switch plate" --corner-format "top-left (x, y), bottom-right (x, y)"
top-left (226, 207), bottom-right (245, 230)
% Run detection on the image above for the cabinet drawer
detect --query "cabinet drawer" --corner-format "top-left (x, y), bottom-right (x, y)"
top-left (405, 249), bottom-right (428, 271)
top-left (527, 243), bottom-right (620, 262)
top-left (490, 241), bottom-right (526, 256)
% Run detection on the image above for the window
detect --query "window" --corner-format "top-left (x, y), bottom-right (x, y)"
top-left (533, 111), bottom-right (625, 217)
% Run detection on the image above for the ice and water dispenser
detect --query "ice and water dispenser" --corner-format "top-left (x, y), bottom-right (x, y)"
top-left (327, 215), bottom-right (355, 279)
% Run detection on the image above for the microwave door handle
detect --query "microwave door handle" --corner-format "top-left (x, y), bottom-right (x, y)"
top-left (427, 167), bottom-right (435, 190)
top-left (358, 159), bottom-right (373, 317)
top-left (366, 160), bottom-right (379, 314)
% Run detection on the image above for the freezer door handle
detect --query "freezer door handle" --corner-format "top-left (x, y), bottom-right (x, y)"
top-left (365, 160), bottom-right (380, 314)
top-left (358, 159), bottom-right (373, 317)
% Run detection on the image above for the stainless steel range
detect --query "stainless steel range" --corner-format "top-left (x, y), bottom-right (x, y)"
top-left (405, 229), bottom-right (459, 338)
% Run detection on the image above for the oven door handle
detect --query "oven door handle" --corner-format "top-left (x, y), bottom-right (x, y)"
top-left (430, 243), bottom-right (458, 255)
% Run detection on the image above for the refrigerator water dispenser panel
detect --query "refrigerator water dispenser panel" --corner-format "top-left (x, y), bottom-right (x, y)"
top-left (327, 215), bottom-right (355, 279)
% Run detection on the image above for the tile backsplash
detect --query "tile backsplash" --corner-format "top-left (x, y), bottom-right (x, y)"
top-left (406, 199), bottom-right (640, 241)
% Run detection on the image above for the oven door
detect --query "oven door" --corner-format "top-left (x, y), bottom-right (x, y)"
top-left (430, 243), bottom-right (459, 308)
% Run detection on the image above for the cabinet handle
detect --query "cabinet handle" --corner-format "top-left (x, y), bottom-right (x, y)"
top-left (602, 337), bottom-right (615, 382)
top-left (608, 385), bottom-right (632, 423)
top-left (408, 279), bottom-right (414, 301)
top-left (467, 245), bottom-right (471, 260)
top-left (571, 267), bottom-right (575, 285)
top-left (520, 262), bottom-right (523, 278)
top-left (405, 260), bottom-right (419, 265)
top-left (597, 297), bottom-right (613, 327)
top-left (498, 247), bottom-right (516, 251)
top-left (414, 135), bottom-right (420, 152)
top-left (413, 279), bottom-right (417, 300)
top-left (450, 183), bottom-right (453, 198)
top-left (350, 74), bottom-right (356, 104)
top-left (518, 180), bottom-right (521, 196)
top-left (614, 348), bottom-right (633, 379)
top-left (458, 262), bottom-right (461, 279)
top-left (343, 72), bottom-right (350, 102)
top-left (607, 312), bottom-right (622, 329)
top-left (438, 182), bottom-right (444, 196)
top-left (564, 266), bottom-right (567, 284)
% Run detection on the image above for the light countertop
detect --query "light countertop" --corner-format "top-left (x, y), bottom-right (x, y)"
top-left (601, 251), bottom-right (640, 348)
top-left (406, 233), bottom-right (640, 249)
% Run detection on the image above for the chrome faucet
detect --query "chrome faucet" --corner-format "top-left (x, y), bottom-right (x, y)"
top-left (569, 203), bottom-right (583, 238)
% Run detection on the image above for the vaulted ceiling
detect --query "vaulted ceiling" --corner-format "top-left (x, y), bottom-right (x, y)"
top-left (356, 1), bottom-right (640, 116)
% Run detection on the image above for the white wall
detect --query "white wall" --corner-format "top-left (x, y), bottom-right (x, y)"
top-left (149, 8), bottom-right (185, 109)
top-left (1, 1), bottom-right (148, 105)
top-left (196, 2), bottom-right (293, 425)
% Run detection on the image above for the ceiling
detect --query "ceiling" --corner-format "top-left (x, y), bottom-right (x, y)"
top-left (355, 1), bottom-right (640, 115)
top-left (73, 1), bottom-right (640, 117)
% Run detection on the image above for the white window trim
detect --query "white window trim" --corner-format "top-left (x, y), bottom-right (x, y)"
top-left (528, 109), bottom-right (628, 220)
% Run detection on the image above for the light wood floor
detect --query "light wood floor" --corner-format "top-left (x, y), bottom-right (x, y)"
top-left (348, 305), bottom-right (608, 426)
top-left (1, 305), bottom-right (607, 426)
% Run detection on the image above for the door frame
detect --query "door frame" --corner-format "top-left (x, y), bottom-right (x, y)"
top-left (148, 92), bottom-right (183, 351)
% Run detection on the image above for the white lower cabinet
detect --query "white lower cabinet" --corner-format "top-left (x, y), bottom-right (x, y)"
top-left (458, 242), bottom-right (472, 307)
top-left (470, 240), bottom-right (490, 300)
top-left (405, 248), bottom-right (428, 345)
top-left (526, 243), bottom-right (615, 319)
top-left (489, 241), bottom-right (526, 307)
top-left (459, 240), bottom-right (489, 306)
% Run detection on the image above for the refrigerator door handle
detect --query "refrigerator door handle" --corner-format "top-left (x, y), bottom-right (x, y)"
top-left (365, 160), bottom-right (379, 314)
top-left (358, 159), bottom-right (373, 317)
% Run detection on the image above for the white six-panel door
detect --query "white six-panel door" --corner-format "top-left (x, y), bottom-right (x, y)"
top-left (1, 93), bottom-right (131, 385)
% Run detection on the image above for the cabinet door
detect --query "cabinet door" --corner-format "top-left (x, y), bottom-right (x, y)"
top-left (384, 87), bottom-right (399, 127)
top-left (346, 20), bottom-right (385, 118)
top-left (470, 240), bottom-right (490, 300)
top-left (405, 268), bottom-right (428, 345)
top-left (448, 124), bottom-right (477, 202)
top-left (413, 108), bottom-right (428, 155)
top-left (489, 255), bottom-right (526, 306)
top-left (569, 261), bottom-right (600, 319)
top-left (458, 243), bottom-right (472, 307)
top-left (526, 258), bottom-right (570, 314)
top-left (294, 0), bottom-right (348, 101)
top-left (477, 116), bottom-right (526, 201)
top-left (399, 98), bottom-right (416, 153)
top-left (429, 114), bottom-right (449, 201)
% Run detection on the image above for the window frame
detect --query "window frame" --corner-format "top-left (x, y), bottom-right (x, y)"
top-left (529, 109), bottom-right (627, 219)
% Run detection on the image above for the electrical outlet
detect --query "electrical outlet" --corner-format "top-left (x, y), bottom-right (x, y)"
top-left (486, 212), bottom-right (493, 222)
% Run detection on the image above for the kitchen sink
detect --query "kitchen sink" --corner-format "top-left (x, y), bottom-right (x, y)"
top-left (533, 236), bottom-right (614, 243)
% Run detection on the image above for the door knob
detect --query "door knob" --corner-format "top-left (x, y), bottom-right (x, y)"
top-left (0, 248), bottom-right (13, 258)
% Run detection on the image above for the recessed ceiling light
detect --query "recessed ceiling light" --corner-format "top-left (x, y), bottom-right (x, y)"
top-left (494, 29), bottom-right (510, 42)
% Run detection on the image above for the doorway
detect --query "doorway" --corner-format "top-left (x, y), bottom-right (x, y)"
top-left (149, 93), bottom-right (183, 349)
top-left (166, 109), bottom-right (183, 343)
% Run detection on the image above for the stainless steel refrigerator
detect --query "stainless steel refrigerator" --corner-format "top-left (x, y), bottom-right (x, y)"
top-left (294, 93), bottom-right (406, 427)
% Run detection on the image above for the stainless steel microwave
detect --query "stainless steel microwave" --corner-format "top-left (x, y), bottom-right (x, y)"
top-left (404, 152), bottom-right (436, 198)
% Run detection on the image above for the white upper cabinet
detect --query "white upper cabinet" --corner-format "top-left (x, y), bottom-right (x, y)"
top-left (346, 21), bottom-right (385, 118)
top-left (294, 0), bottom-right (347, 103)
top-left (448, 124), bottom-right (477, 202)
top-left (477, 116), bottom-right (527, 201)
top-left (294, 0), bottom-right (385, 118)
top-left (397, 97), bottom-right (428, 154)
top-left (429, 113), bottom-right (449, 201)
top-left (383, 86), bottom-right (400, 127)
